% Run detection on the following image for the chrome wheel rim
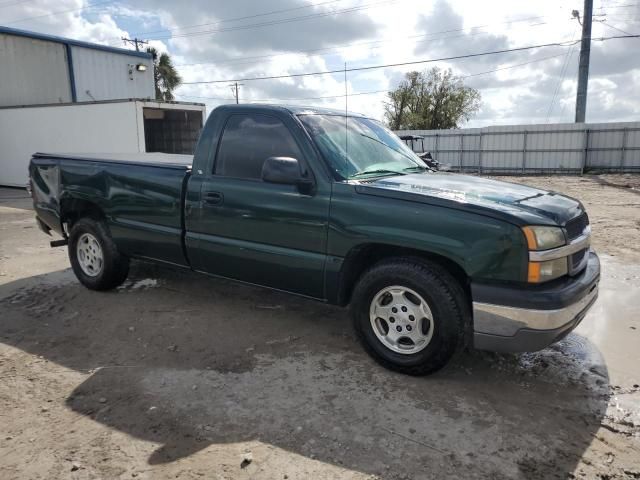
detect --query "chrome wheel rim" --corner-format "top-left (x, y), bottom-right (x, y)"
top-left (369, 285), bottom-right (434, 355)
top-left (76, 233), bottom-right (103, 277)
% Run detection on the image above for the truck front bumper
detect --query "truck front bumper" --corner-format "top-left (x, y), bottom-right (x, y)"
top-left (472, 251), bottom-right (600, 353)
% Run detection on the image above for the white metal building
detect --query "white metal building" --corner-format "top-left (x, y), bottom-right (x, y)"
top-left (0, 27), bottom-right (206, 187)
top-left (0, 26), bottom-right (154, 106)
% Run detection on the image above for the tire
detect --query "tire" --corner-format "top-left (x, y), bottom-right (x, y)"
top-left (68, 217), bottom-right (129, 291)
top-left (350, 257), bottom-right (468, 376)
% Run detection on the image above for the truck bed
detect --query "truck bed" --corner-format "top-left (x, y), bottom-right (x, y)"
top-left (32, 152), bottom-right (193, 169)
top-left (30, 152), bottom-right (191, 267)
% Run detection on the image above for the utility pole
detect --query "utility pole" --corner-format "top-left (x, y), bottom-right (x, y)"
top-left (121, 37), bottom-right (148, 52)
top-left (229, 82), bottom-right (243, 104)
top-left (574, 0), bottom-right (593, 123)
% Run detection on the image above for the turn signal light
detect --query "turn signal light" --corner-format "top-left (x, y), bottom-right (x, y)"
top-left (527, 258), bottom-right (569, 283)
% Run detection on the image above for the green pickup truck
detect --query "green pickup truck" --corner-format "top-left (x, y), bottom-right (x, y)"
top-left (29, 104), bottom-right (599, 375)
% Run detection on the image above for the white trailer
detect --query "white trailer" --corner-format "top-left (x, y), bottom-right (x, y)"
top-left (0, 99), bottom-right (206, 187)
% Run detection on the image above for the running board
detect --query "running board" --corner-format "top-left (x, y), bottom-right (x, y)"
top-left (50, 239), bottom-right (68, 247)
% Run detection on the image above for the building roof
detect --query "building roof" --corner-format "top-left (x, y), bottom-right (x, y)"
top-left (0, 26), bottom-right (152, 59)
top-left (0, 98), bottom-right (206, 110)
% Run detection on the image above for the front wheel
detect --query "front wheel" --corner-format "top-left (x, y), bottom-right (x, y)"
top-left (68, 218), bottom-right (129, 291)
top-left (350, 258), bottom-right (468, 376)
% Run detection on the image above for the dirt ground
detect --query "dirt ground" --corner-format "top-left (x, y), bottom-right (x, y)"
top-left (0, 174), bottom-right (639, 480)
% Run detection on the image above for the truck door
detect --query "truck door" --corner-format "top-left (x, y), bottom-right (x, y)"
top-left (186, 113), bottom-right (330, 299)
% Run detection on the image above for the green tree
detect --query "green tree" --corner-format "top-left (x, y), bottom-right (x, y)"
top-left (147, 47), bottom-right (182, 101)
top-left (384, 67), bottom-right (481, 130)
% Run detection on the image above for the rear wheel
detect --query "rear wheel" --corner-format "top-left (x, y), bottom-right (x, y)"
top-left (68, 218), bottom-right (129, 290)
top-left (350, 258), bottom-right (468, 376)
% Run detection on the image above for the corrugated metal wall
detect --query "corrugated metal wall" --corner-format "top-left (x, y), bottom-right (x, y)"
top-left (72, 46), bottom-right (154, 102)
top-left (397, 121), bottom-right (640, 173)
top-left (0, 33), bottom-right (72, 106)
top-left (0, 30), bottom-right (154, 107)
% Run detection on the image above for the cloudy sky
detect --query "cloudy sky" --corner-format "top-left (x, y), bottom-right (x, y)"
top-left (2, 0), bottom-right (639, 126)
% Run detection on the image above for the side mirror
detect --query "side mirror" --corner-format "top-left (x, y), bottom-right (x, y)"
top-left (261, 157), bottom-right (314, 193)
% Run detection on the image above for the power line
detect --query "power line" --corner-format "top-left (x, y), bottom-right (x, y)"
top-left (601, 20), bottom-right (638, 34)
top-left (176, 53), bottom-right (569, 104)
top-left (4, 0), bottom-right (114, 24)
top-left (181, 38), bottom-right (583, 85)
top-left (176, 29), bottom-right (540, 70)
top-left (461, 52), bottom-right (569, 78)
top-left (601, 10), bottom-right (640, 16)
top-left (112, 4), bottom-right (635, 47)
top-left (115, 0), bottom-right (401, 44)
top-left (597, 14), bottom-right (640, 22)
top-left (107, 0), bottom-right (345, 41)
top-left (110, 2), bottom-right (633, 45)
top-left (181, 34), bottom-right (638, 86)
top-left (176, 94), bottom-right (236, 101)
top-left (546, 26), bottom-right (579, 122)
top-left (158, 0), bottom-right (399, 41)
top-left (595, 2), bottom-right (640, 8)
top-left (0, 0), bottom-right (36, 9)
top-left (557, 48), bottom-right (579, 120)
top-left (178, 89), bottom-right (390, 103)
top-left (175, 15), bottom-right (549, 68)
top-left (546, 44), bottom-right (578, 122)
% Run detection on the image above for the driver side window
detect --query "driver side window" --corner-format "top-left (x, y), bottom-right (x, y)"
top-left (214, 113), bottom-right (303, 180)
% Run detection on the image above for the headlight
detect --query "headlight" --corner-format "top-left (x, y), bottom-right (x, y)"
top-left (522, 226), bottom-right (568, 283)
top-left (527, 257), bottom-right (568, 283)
top-left (522, 226), bottom-right (566, 251)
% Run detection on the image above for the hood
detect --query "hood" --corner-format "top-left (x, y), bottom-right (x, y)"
top-left (360, 172), bottom-right (583, 226)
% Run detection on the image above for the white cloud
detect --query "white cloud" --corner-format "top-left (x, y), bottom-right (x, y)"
top-left (3, 0), bottom-right (639, 126)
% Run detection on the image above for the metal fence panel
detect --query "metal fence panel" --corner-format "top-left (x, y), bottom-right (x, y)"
top-left (460, 150), bottom-right (479, 171)
top-left (396, 121), bottom-right (640, 173)
top-left (626, 129), bottom-right (640, 169)
top-left (437, 134), bottom-right (460, 151)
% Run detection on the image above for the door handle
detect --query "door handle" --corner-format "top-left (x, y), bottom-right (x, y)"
top-left (203, 191), bottom-right (223, 206)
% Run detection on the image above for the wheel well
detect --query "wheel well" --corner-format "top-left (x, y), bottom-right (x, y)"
top-left (337, 244), bottom-right (470, 307)
top-left (60, 198), bottom-right (106, 233)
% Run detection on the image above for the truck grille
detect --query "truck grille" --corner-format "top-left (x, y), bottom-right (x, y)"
top-left (565, 212), bottom-right (589, 240)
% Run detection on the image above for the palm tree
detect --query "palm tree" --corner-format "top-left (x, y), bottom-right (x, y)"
top-left (147, 47), bottom-right (182, 101)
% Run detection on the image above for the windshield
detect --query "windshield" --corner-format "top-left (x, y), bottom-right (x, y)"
top-left (298, 114), bottom-right (427, 180)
